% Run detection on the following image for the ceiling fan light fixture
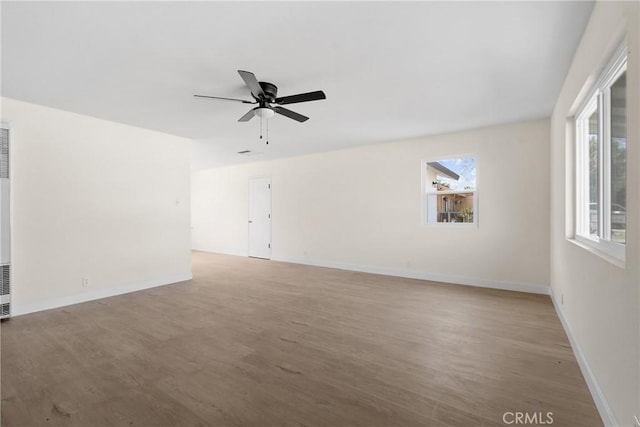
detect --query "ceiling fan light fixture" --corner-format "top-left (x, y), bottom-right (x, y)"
top-left (254, 107), bottom-right (275, 119)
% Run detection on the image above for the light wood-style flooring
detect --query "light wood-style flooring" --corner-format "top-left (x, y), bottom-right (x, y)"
top-left (2, 251), bottom-right (600, 426)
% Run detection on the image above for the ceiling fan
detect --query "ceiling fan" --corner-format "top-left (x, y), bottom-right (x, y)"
top-left (194, 70), bottom-right (326, 123)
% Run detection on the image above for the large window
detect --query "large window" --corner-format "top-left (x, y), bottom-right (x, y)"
top-left (423, 156), bottom-right (477, 225)
top-left (575, 44), bottom-right (626, 261)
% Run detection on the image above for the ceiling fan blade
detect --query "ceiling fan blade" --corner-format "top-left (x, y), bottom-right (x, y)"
top-left (275, 90), bottom-right (326, 105)
top-left (274, 106), bottom-right (309, 122)
top-left (238, 109), bottom-right (255, 122)
top-left (194, 94), bottom-right (255, 104)
top-left (238, 70), bottom-right (265, 99)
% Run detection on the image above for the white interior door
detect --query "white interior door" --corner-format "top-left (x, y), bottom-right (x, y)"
top-left (248, 177), bottom-right (271, 259)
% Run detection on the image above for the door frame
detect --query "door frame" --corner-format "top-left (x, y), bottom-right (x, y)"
top-left (248, 176), bottom-right (272, 259)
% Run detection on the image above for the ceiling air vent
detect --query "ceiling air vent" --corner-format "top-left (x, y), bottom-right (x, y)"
top-left (237, 150), bottom-right (263, 157)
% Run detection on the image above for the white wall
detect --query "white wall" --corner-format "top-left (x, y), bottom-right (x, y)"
top-left (1, 98), bottom-right (192, 315)
top-left (550, 2), bottom-right (640, 425)
top-left (192, 119), bottom-right (550, 293)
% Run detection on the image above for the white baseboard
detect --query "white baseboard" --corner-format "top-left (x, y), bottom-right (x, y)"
top-left (192, 244), bottom-right (246, 257)
top-left (12, 272), bottom-right (193, 317)
top-left (270, 255), bottom-right (550, 295)
top-left (550, 293), bottom-right (617, 427)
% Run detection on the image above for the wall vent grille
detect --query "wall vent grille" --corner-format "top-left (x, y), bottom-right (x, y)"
top-left (0, 128), bottom-right (8, 179)
top-left (1, 265), bottom-right (9, 296)
top-left (1, 303), bottom-right (10, 317)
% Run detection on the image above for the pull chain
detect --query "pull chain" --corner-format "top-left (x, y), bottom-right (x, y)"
top-left (259, 115), bottom-right (263, 140)
top-left (266, 117), bottom-right (269, 145)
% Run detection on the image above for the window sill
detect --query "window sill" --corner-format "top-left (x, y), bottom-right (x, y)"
top-left (424, 222), bottom-right (478, 228)
top-left (568, 237), bottom-right (625, 268)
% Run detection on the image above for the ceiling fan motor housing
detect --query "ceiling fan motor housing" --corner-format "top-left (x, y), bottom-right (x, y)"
top-left (257, 82), bottom-right (278, 102)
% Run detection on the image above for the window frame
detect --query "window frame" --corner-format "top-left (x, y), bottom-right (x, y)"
top-left (421, 156), bottom-right (478, 228)
top-left (574, 43), bottom-right (627, 263)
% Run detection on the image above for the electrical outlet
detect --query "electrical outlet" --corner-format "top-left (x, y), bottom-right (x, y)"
top-left (82, 277), bottom-right (89, 288)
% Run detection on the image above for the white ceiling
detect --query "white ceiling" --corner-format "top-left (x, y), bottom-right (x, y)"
top-left (1, 1), bottom-right (593, 170)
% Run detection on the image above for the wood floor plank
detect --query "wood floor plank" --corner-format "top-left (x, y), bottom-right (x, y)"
top-left (1, 251), bottom-right (601, 426)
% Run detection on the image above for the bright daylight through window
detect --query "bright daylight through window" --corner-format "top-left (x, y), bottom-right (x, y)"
top-left (575, 44), bottom-right (626, 261)
top-left (424, 156), bottom-right (477, 225)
